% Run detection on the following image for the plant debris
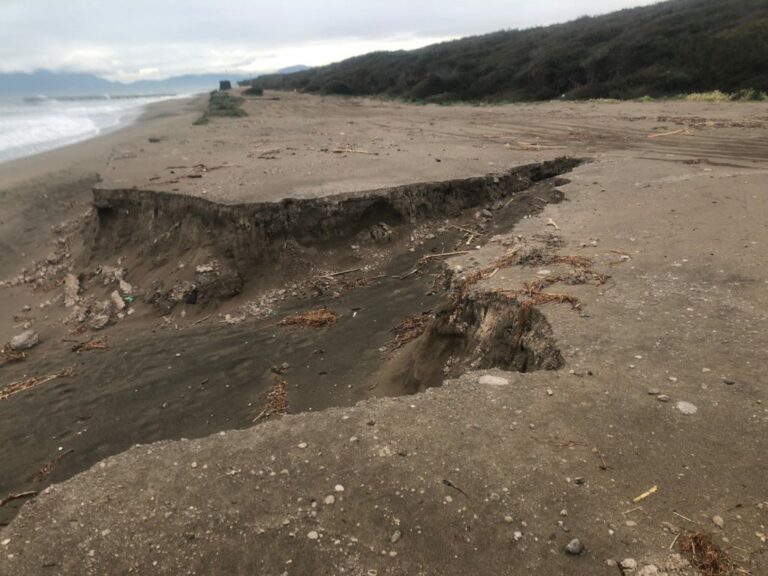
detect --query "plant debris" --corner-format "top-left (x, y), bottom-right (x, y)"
top-left (0, 367), bottom-right (76, 402)
top-left (388, 312), bottom-right (434, 351)
top-left (0, 490), bottom-right (38, 508)
top-left (71, 336), bottom-right (109, 353)
top-left (277, 309), bottom-right (341, 328)
top-left (32, 449), bottom-right (74, 482)
top-left (1, 344), bottom-right (27, 363)
top-left (254, 376), bottom-right (289, 422)
top-left (679, 531), bottom-right (736, 576)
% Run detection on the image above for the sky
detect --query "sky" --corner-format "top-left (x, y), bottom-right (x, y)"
top-left (1, 0), bottom-right (659, 82)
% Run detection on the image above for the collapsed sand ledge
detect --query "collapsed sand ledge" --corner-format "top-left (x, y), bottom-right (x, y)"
top-left (87, 158), bottom-right (581, 286)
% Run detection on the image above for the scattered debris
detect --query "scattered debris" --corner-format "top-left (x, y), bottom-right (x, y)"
top-left (442, 479), bottom-right (470, 498)
top-left (679, 532), bottom-right (734, 576)
top-left (633, 485), bottom-right (658, 503)
top-left (0, 491), bottom-right (38, 508)
top-left (32, 449), bottom-right (74, 482)
top-left (254, 376), bottom-right (288, 422)
top-left (388, 312), bottom-right (434, 351)
top-left (71, 337), bottom-right (109, 353)
top-left (1, 345), bottom-right (27, 363)
top-left (0, 367), bottom-right (76, 402)
top-left (277, 309), bottom-right (341, 328)
top-left (648, 128), bottom-right (692, 139)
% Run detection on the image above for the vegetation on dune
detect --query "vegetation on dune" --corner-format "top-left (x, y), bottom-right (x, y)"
top-left (194, 91), bottom-right (247, 125)
top-left (255, 0), bottom-right (768, 103)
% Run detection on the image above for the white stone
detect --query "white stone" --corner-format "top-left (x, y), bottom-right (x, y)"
top-left (334, 484), bottom-right (345, 493)
top-left (479, 375), bottom-right (509, 386)
top-left (676, 401), bottom-right (698, 415)
top-left (307, 531), bottom-right (319, 540)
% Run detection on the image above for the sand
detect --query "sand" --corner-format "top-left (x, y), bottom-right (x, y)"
top-left (0, 90), bottom-right (766, 575)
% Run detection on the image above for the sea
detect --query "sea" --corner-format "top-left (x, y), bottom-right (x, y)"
top-left (0, 93), bottom-right (185, 164)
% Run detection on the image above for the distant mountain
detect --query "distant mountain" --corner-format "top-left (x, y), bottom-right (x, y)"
top-left (0, 70), bottom-right (115, 96)
top-left (0, 67), bottom-right (310, 97)
top-left (276, 65), bottom-right (310, 75)
top-left (256, 0), bottom-right (768, 102)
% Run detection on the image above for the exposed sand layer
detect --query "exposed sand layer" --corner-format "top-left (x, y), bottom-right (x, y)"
top-left (0, 92), bottom-right (766, 575)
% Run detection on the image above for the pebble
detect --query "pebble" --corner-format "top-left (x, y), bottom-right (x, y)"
top-left (190, 461), bottom-right (198, 469)
top-left (334, 484), bottom-right (345, 493)
top-left (513, 531), bottom-right (523, 541)
top-left (307, 531), bottom-right (319, 540)
top-left (565, 538), bottom-right (584, 555)
top-left (390, 530), bottom-right (402, 544)
top-left (712, 515), bottom-right (724, 528)
top-left (676, 401), bottom-right (698, 415)
top-left (647, 388), bottom-right (661, 396)
top-left (298, 442), bottom-right (308, 449)
top-left (504, 516), bottom-right (514, 523)
top-left (621, 558), bottom-right (638, 571)
top-left (638, 566), bottom-right (659, 576)
top-left (9, 329), bottom-right (40, 351)
top-left (479, 375), bottom-right (509, 386)
top-left (324, 495), bottom-right (336, 505)
top-left (657, 395), bottom-right (670, 403)
top-left (1, 539), bottom-right (10, 546)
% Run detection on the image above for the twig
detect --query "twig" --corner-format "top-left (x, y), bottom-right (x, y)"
top-left (633, 485), bottom-right (657, 503)
top-left (330, 148), bottom-right (377, 155)
top-left (673, 511), bottom-right (696, 524)
top-left (648, 128), bottom-right (691, 139)
top-left (547, 218), bottom-right (560, 230)
top-left (32, 449), bottom-right (74, 482)
top-left (669, 533), bottom-right (681, 550)
top-left (442, 479), bottom-right (470, 498)
top-left (315, 268), bottom-right (362, 279)
top-left (623, 506), bottom-right (643, 516)
top-left (449, 224), bottom-right (484, 236)
top-left (0, 491), bottom-right (38, 507)
top-left (191, 314), bottom-right (212, 327)
top-left (420, 251), bottom-right (470, 261)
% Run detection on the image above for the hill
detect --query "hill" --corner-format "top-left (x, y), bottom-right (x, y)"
top-left (255, 0), bottom-right (768, 102)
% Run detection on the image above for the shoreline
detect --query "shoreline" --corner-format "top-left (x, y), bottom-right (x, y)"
top-left (0, 94), bottom-right (205, 190)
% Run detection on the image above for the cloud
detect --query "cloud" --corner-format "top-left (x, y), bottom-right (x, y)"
top-left (0, 1), bottom-right (658, 81)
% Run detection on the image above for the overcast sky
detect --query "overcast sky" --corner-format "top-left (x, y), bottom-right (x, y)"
top-left (1, 0), bottom-right (658, 82)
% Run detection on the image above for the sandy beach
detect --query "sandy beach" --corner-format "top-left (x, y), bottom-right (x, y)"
top-left (0, 90), bottom-right (766, 575)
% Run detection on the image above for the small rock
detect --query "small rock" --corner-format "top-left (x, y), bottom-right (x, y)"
top-left (390, 530), bottom-right (402, 544)
top-left (657, 394), bottom-right (671, 403)
top-left (297, 442), bottom-right (308, 449)
top-left (9, 329), bottom-right (40, 351)
top-left (479, 375), bottom-right (509, 386)
top-left (324, 495), bottom-right (335, 505)
top-left (21, 305), bottom-right (31, 312)
top-left (637, 566), bottom-right (659, 576)
top-left (334, 484), bottom-right (345, 493)
top-left (307, 531), bottom-right (319, 540)
top-left (647, 388), bottom-right (661, 396)
top-left (111, 290), bottom-right (126, 312)
top-left (712, 515), bottom-right (724, 528)
top-left (513, 531), bottom-right (523, 542)
top-left (625, 520), bottom-right (637, 527)
top-left (89, 314), bottom-right (111, 331)
top-left (504, 516), bottom-right (513, 523)
top-left (621, 558), bottom-right (638, 571)
top-left (722, 378), bottom-right (736, 386)
top-left (190, 461), bottom-right (198, 469)
top-left (676, 401), bottom-right (698, 415)
top-left (63, 273), bottom-right (80, 307)
top-left (565, 538), bottom-right (584, 555)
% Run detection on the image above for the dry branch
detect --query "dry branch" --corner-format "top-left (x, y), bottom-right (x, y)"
top-left (277, 309), bottom-right (341, 328)
top-left (0, 367), bottom-right (76, 402)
